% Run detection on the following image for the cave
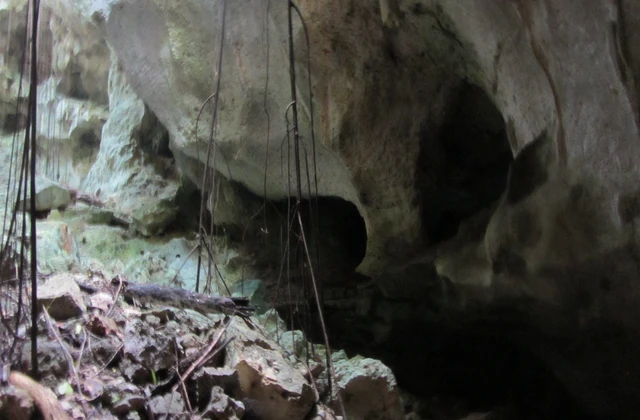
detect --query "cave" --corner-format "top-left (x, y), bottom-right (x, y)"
top-left (299, 196), bottom-right (368, 273)
top-left (72, 126), bottom-right (101, 161)
top-left (418, 83), bottom-right (513, 245)
top-left (68, 124), bottom-right (101, 180)
top-left (2, 1), bottom-right (638, 419)
top-left (139, 105), bottom-right (174, 160)
top-left (247, 192), bottom-right (368, 280)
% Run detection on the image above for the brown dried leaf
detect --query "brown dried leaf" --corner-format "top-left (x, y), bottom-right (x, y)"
top-left (86, 314), bottom-right (121, 338)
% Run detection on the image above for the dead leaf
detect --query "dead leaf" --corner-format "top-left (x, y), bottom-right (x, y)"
top-left (87, 314), bottom-right (121, 338)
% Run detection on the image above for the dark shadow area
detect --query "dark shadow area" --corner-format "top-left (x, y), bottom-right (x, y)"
top-left (0, 111), bottom-right (28, 133)
top-left (70, 125), bottom-right (101, 162)
top-left (58, 63), bottom-right (91, 100)
top-left (303, 196), bottom-right (367, 271)
top-left (417, 83), bottom-right (513, 245)
top-left (139, 105), bottom-right (174, 160)
top-left (171, 179), bottom-right (210, 234)
top-left (313, 296), bottom-right (602, 420)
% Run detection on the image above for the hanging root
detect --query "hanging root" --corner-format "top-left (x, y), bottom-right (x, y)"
top-left (286, 1), bottom-right (347, 417)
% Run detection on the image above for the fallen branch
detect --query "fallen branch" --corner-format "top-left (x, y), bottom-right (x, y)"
top-left (8, 371), bottom-right (71, 420)
top-left (69, 189), bottom-right (104, 208)
top-left (120, 281), bottom-right (255, 318)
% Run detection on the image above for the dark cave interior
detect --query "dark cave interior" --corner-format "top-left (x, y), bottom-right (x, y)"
top-left (418, 83), bottom-right (513, 245)
top-left (270, 84), bottom-right (597, 419)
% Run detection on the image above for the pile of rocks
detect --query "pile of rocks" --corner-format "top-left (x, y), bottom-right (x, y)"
top-left (0, 271), bottom-right (405, 419)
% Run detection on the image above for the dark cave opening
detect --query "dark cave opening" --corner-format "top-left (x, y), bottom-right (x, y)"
top-left (311, 297), bottom-right (599, 420)
top-left (381, 321), bottom-right (598, 420)
top-left (71, 126), bottom-right (101, 162)
top-left (139, 105), bottom-right (174, 160)
top-left (418, 83), bottom-right (513, 245)
top-left (237, 190), bottom-right (368, 276)
top-left (301, 196), bottom-right (367, 272)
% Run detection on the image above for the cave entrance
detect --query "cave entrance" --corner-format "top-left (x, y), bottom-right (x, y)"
top-left (418, 83), bottom-right (513, 244)
top-left (298, 196), bottom-right (367, 275)
top-left (263, 194), bottom-right (368, 330)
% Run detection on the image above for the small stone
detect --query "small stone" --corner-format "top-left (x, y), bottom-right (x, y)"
top-left (144, 315), bottom-right (161, 327)
top-left (38, 273), bottom-right (86, 320)
top-left (104, 380), bottom-right (145, 414)
top-left (111, 395), bottom-right (146, 415)
top-left (201, 386), bottom-right (245, 419)
top-left (307, 404), bottom-right (338, 420)
top-left (177, 332), bottom-right (202, 349)
top-left (148, 391), bottom-right (185, 417)
top-left (83, 378), bottom-right (105, 401)
top-left (120, 359), bottom-right (149, 384)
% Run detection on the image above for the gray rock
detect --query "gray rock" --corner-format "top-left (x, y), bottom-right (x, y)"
top-left (279, 329), bottom-right (307, 359)
top-left (122, 318), bottom-right (175, 373)
top-left (201, 386), bottom-right (245, 420)
top-left (81, 52), bottom-right (179, 237)
top-left (256, 309), bottom-right (288, 341)
top-left (225, 319), bottom-right (317, 420)
top-left (38, 273), bottom-right (86, 319)
top-left (331, 355), bottom-right (404, 420)
top-left (35, 221), bottom-right (82, 275)
top-left (148, 391), bottom-right (186, 418)
top-left (16, 177), bottom-right (71, 212)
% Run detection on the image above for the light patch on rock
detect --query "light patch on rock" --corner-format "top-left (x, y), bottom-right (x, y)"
top-left (225, 319), bottom-right (317, 420)
top-left (331, 353), bottom-right (404, 420)
top-left (38, 272), bottom-right (86, 320)
top-left (16, 177), bottom-right (71, 212)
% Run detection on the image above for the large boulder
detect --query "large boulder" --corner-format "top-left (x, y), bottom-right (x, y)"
top-left (225, 319), bottom-right (317, 420)
top-left (16, 177), bottom-right (71, 212)
top-left (81, 52), bottom-right (180, 236)
top-left (331, 350), bottom-right (404, 420)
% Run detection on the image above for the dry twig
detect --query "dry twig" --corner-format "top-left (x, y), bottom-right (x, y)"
top-left (173, 338), bottom-right (194, 414)
top-left (106, 275), bottom-right (124, 317)
top-left (171, 317), bottom-right (233, 393)
top-left (42, 307), bottom-right (90, 416)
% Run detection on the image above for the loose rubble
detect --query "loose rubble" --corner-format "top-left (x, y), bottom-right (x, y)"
top-left (0, 267), bottom-right (407, 419)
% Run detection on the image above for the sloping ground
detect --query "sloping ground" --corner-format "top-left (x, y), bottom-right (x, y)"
top-left (0, 268), bottom-right (405, 419)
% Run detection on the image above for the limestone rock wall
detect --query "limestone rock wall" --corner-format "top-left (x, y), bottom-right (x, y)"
top-left (0, 0), bottom-right (182, 235)
top-left (3, 0), bottom-right (640, 417)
